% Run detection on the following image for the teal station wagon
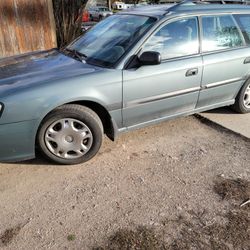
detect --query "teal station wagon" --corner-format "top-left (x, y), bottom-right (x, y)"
top-left (0, 0), bottom-right (250, 164)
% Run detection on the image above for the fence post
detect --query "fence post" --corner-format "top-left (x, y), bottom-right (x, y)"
top-left (47, 0), bottom-right (58, 48)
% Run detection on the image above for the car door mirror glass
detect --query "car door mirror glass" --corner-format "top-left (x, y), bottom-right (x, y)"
top-left (139, 51), bottom-right (161, 66)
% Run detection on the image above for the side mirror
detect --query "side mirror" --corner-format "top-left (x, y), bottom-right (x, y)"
top-left (139, 51), bottom-right (161, 66)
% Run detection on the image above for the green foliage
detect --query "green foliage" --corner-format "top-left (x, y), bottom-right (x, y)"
top-left (67, 234), bottom-right (76, 241)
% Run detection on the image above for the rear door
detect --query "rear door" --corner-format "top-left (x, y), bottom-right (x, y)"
top-left (197, 14), bottom-right (250, 108)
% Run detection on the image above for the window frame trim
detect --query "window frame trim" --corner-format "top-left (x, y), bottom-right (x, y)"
top-left (120, 11), bottom-right (250, 69)
top-left (137, 15), bottom-right (201, 63)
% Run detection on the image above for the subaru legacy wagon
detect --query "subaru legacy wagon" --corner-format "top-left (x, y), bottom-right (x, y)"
top-left (0, 1), bottom-right (250, 164)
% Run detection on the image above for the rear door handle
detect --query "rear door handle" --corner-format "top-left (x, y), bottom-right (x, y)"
top-left (186, 68), bottom-right (198, 77)
top-left (244, 57), bottom-right (250, 64)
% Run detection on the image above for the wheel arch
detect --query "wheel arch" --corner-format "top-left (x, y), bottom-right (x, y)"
top-left (37, 100), bottom-right (118, 142)
top-left (234, 76), bottom-right (250, 99)
top-left (232, 76), bottom-right (250, 113)
top-left (67, 100), bottom-right (118, 141)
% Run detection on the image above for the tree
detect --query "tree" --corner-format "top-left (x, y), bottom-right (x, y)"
top-left (53, 0), bottom-right (88, 48)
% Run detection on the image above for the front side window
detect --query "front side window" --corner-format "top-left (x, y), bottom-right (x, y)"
top-left (234, 14), bottom-right (250, 45)
top-left (141, 17), bottom-right (199, 60)
top-left (202, 15), bottom-right (244, 52)
top-left (68, 14), bottom-right (156, 67)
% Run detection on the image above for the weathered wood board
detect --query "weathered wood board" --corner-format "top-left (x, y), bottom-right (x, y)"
top-left (0, 0), bottom-right (57, 58)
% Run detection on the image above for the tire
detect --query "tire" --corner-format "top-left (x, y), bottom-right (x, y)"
top-left (232, 79), bottom-right (250, 114)
top-left (37, 105), bottom-right (103, 165)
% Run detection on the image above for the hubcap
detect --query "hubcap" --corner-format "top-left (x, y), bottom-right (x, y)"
top-left (45, 118), bottom-right (93, 159)
top-left (243, 84), bottom-right (250, 109)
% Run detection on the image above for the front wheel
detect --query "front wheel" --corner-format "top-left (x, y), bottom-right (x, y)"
top-left (37, 105), bottom-right (103, 165)
top-left (232, 80), bottom-right (250, 114)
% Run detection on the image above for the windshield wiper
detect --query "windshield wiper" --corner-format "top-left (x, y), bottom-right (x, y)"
top-left (63, 48), bottom-right (87, 62)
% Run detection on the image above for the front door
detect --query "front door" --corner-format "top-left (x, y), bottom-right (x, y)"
top-left (123, 17), bottom-right (203, 127)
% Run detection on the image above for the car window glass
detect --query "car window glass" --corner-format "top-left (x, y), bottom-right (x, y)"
top-left (234, 14), bottom-right (250, 44)
top-left (202, 15), bottom-right (244, 52)
top-left (141, 17), bottom-right (199, 60)
top-left (68, 15), bottom-right (156, 67)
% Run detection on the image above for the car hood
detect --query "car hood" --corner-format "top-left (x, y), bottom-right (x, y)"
top-left (0, 49), bottom-right (103, 95)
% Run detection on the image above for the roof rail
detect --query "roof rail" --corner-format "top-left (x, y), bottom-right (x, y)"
top-left (167, 0), bottom-right (248, 10)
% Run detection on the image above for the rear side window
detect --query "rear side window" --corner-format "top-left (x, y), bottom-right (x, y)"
top-left (234, 14), bottom-right (250, 45)
top-left (202, 15), bottom-right (244, 52)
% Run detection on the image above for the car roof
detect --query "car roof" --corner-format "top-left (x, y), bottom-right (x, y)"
top-left (120, 4), bottom-right (175, 17)
top-left (120, 1), bottom-right (250, 18)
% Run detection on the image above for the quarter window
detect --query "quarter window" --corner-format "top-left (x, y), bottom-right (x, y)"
top-left (141, 17), bottom-right (199, 60)
top-left (234, 14), bottom-right (250, 45)
top-left (202, 15), bottom-right (244, 52)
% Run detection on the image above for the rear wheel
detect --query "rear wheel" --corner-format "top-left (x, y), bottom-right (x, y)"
top-left (232, 80), bottom-right (250, 114)
top-left (38, 105), bottom-right (103, 165)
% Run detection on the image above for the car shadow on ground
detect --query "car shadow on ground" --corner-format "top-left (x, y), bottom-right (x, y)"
top-left (203, 107), bottom-right (238, 115)
top-left (20, 157), bottom-right (51, 166)
top-left (9, 153), bottom-right (53, 166)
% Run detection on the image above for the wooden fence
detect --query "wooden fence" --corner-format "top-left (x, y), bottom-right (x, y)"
top-left (0, 0), bottom-right (57, 58)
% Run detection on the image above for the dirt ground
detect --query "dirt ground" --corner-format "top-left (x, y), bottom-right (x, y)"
top-left (0, 116), bottom-right (249, 250)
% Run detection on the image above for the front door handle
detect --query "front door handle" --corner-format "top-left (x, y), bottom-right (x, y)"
top-left (186, 68), bottom-right (198, 77)
top-left (244, 57), bottom-right (250, 64)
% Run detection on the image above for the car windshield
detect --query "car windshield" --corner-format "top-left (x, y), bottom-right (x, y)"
top-left (67, 14), bottom-right (156, 68)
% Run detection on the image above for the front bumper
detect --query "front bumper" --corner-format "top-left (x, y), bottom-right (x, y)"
top-left (0, 120), bottom-right (38, 162)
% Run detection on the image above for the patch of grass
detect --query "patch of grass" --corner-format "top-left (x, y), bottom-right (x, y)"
top-left (168, 209), bottom-right (249, 250)
top-left (94, 177), bottom-right (250, 250)
top-left (169, 177), bottom-right (250, 249)
top-left (93, 226), bottom-right (166, 250)
top-left (67, 234), bottom-right (76, 241)
top-left (213, 176), bottom-right (250, 202)
top-left (220, 210), bottom-right (249, 247)
top-left (95, 208), bottom-right (249, 250)
top-left (0, 225), bottom-right (22, 246)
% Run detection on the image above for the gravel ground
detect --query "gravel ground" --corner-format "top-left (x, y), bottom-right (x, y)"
top-left (0, 116), bottom-right (249, 250)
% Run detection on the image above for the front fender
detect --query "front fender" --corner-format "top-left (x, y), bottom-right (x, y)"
top-left (0, 69), bottom-right (123, 127)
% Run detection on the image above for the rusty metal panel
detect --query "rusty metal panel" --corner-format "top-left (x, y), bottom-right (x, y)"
top-left (0, 0), bottom-right (57, 58)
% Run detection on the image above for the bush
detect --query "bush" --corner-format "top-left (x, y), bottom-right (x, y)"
top-left (53, 0), bottom-right (87, 48)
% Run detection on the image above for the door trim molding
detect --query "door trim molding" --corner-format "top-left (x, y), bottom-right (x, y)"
top-left (204, 77), bottom-right (244, 89)
top-left (124, 77), bottom-right (244, 109)
top-left (125, 86), bottom-right (200, 108)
